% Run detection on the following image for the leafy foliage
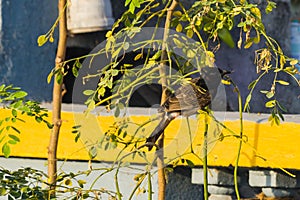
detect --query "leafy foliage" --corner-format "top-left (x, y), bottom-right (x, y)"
top-left (31, 0), bottom-right (300, 199)
top-left (0, 84), bottom-right (52, 157)
top-left (0, 167), bottom-right (119, 200)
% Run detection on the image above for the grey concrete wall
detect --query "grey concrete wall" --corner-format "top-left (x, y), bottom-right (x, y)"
top-left (0, 0), bottom-right (57, 101)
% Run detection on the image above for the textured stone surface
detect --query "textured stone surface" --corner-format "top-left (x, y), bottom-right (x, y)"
top-left (249, 170), bottom-right (297, 188)
top-left (262, 188), bottom-right (293, 198)
top-left (192, 168), bottom-right (238, 185)
top-left (166, 167), bottom-right (203, 200)
top-left (208, 185), bottom-right (235, 195)
top-left (208, 194), bottom-right (234, 200)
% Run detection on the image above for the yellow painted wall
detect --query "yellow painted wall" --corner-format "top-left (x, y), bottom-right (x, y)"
top-left (1, 108), bottom-right (299, 169)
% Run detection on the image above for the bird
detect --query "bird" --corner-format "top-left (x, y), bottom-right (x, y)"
top-left (145, 67), bottom-right (230, 150)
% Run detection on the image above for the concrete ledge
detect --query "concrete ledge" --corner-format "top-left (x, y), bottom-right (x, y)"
top-left (249, 170), bottom-right (297, 188)
top-left (192, 168), bottom-right (237, 185)
top-left (262, 188), bottom-right (294, 198)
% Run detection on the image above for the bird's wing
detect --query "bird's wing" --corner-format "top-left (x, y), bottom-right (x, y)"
top-left (163, 77), bottom-right (211, 115)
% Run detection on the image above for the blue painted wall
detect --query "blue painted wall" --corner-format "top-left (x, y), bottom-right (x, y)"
top-left (0, 0), bottom-right (57, 101)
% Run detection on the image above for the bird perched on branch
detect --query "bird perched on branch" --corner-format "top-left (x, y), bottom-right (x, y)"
top-left (146, 67), bottom-right (230, 150)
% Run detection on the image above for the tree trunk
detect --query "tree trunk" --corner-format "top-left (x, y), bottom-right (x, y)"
top-left (48, 0), bottom-right (67, 197)
top-left (157, 1), bottom-right (178, 200)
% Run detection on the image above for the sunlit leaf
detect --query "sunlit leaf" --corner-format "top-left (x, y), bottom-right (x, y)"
top-left (248, 80), bottom-right (257, 90)
top-left (47, 71), bottom-right (54, 84)
top-left (72, 66), bottom-right (78, 77)
top-left (37, 35), bottom-right (47, 47)
top-left (2, 143), bottom-right (10, 158)
top-left (83, 90), bottom-right (94, 96)
top-left (290, 59), bottom-right (298, 66)
top-left (186, 29), bottom-right (194, 38)
top-left (266, 91), bottom-right (274, 99)
top-left (251, 7), bottom-right (261, 19)
top-left (78, 180), bottom-right (86, 188)
top-left (276, 80), bottom-right (289, 85)
top-left (176, 23), bottom-right (183, 32)
top-left (105, 30), bottom-right (113, 38)
top-left (244, 39), bottom-right (253, 49)
top-left (13, 91), bottom-right (27, 99)
top-left (173, 11), bottom-right (182, 17)
top-left (134, 53), bottom-right (143, 61)
top-left (265, 100), bottom-right (276, 108)
top-left (89, 146), bottom-right (98, 159)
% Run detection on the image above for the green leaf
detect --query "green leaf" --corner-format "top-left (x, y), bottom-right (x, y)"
top-left (98, 87), bottom-right (106, 96)
top-left (266, 1), bottom-right (276, 14)
top-left (89, 146), bottom-right (98, 159)
top-left (2, 143), bottom-right (11, 158)
top-left (186, 159), bottom-right (195, 168)
top-left (11, 126), bottom-right (20, 134)
top-left (64, 179), bottom-right (72, 186)
top-left (8, 140), bottom-right (17, 145)
top-left (78, 180), bottom-right (87, 188)
top-left (290, 59), bottom-right (298, 66)
top-left (125, 0), bottom-right (131, 7)
top-left (273, 115), bottom-right (280, 126)
top-left (75, 133), bottom-right (81, 143)
top-left (35, 116), bottom-right (43, 123)
top-left (244, 38), bottom-right (253, 49)
top-left (260, 90), bottom-right (269, 94)
top-left (277, 101), bottom-right (287, 112)
top-left (72, 66), bottom-right (78, 77)
top-left (0, 187), bottom-right (6, 195)
top-left (151, 50), bottom-right (162, 60)
top-left (56, 73), bottom-right (63, 84)
top-left (123, 42), bottom-right (130, 50)
top-left (265, 100), bottom-right (276, 108)
top-left (266, 91), bottom-right (274, 99)
top-left (276, 80), bottom-right (289, 85)
top-left (248, 80), bottom-right (257, 90)
top-left (186, 29), bottom-right (194, 38)
top-left (114, 106), bottom-right (120, 117)
top-left (11, 109), bottom-right (17, 117)
top-left (251, 7), bottom-right (261, 19)
top-left (111, 69), bottom-right (119, 76)
top-left (13, 91), bottom-right (27, 99)
top-left (46, 121), bottom-right (54, 129)
top-left (134, 53), bottom-right (143, 61)
top-left (47, 71), bottom-right (54, 84)
top-left (9, 134), bottom-right (20, 142)
top-left (243, 94), bottom-right (251, 111)
top-left (83, 90), bottom-right (94, 96)
top-left (218, 27), bottom-right (235, 48)
top-left (176, 23), bottom-right (183, 32)
top-left (37, 35), bottom-right (47, 47)
top-left (112, 46), bottom-right (122, 58)
top-left (173, 10), bottom-right (182, 17)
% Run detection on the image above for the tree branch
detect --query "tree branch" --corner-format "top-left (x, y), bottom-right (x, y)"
top-left (47, 0), bottom-right (67, 197)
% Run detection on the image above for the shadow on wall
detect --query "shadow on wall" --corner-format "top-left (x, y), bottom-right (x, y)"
top-left (63, 48), bottom-right (162, 107)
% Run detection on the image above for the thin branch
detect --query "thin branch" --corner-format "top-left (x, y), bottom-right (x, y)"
top-left (47, 0), bottom-right (67, 198)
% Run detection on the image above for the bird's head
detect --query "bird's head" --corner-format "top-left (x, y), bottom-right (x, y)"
top-left (217, 68), bottom-right (231, 78)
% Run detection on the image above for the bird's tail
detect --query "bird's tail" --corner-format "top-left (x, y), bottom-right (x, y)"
top-left (146, 113), bottom-right (172, 151)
